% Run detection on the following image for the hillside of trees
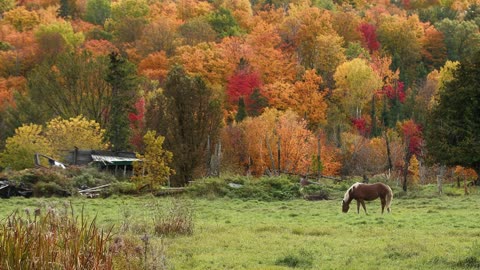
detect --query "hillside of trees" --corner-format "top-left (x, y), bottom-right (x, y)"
top-left (0, 0), bottom-right (479, 188)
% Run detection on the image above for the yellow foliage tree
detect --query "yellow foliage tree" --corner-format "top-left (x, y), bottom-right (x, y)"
top-left (132, 130), bottom-right (174, 189)
top-left (174, 42), bottom-right (233, 96)
top-left (0, 124), bottom-right (54, 170)
top-left (333, 58), bottom-right (383, 118)
top-left (3, 6), bottom-right (40, 32)
top-left (44, 115), bottom-right (108, 157)
top-left (409, 154), bottom-right (420, 185)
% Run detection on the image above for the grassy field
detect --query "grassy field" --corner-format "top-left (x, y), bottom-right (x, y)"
top-left (1, 187), bottom-right (480, 269)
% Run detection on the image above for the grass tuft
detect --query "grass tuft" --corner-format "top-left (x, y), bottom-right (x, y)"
top-left (275, 249), bottom-right (314, 268)
top-left (153, 199), bottom-right (194, 236)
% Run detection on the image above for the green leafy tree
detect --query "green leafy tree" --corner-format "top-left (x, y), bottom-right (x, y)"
top-left (85, 0), bottom-right (111, 25)
top-left (207, 8), bottom-right (242, 39)
top-left (0, 124), bottom-right (54, 170)
top-left (105, 52), bottom-right (139, 151)
top-left (0, 92), bottom-right (50, 150)
top-left (106, 0), bottom-right (149, 43)
top-left (377, 15), bottom-right (424, 86)
top-left (0, 0), bottom-right (15, 15)
top-left (27, 52), bottom-right (112, 126)
top-left (417, 6), bottom-right (457, 24)
top-left (36, 22), bottom-right (84, 49)
top-left (146, 66), bottom-right (222, 186)
top-left (426, 52), bottom-right (480, 183)
top-left (132, 130), bottom-right (174, 189)
top-left (435, 19), bottom-right (480, 61)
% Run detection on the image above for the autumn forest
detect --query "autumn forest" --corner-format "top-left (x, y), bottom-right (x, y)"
top-left (0, 0), bottom-right (479, 187)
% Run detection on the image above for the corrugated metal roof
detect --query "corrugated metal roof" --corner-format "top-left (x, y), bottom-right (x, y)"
top-left (91, 155), bottom-right (141, 164)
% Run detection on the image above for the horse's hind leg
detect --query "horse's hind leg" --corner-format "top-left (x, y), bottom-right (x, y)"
top-left (381, 198), bottom-right (386, 214)
top-left (356, 200), bottom-right (360, 214)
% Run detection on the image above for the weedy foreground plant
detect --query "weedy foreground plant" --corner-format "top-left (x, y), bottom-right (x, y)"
top-left (0, 205), bottom-right (113, 270)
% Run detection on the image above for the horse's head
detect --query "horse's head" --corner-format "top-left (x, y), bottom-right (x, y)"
top-left (342, 199), bottom-right (349, 213)
top-left (342, 185), bottom-right (357, 213)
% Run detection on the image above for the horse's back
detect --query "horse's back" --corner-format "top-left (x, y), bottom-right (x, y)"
top-left (355, 182), bottom-right (391, 201)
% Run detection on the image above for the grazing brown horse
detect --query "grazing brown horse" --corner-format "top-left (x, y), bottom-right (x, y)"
top-left (342, 182), bottom-right (393, 214)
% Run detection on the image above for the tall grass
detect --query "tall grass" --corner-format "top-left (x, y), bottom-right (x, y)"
top-left (0, 205), bottom-right (113, 270)
top-left (153, 199), bottom-right (194, 236)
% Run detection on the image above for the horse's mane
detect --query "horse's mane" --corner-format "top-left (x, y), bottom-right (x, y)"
top-left (343, 182), bottom-right (362, 202)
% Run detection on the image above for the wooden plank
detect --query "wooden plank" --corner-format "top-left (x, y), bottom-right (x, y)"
top-left (78, 184), bottom-right (112, 193)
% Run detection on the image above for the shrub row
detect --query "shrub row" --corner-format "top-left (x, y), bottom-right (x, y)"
top-left (186, 175), bottom-right (333, 201)
top-left (2, 167), bottom-right (122, 197)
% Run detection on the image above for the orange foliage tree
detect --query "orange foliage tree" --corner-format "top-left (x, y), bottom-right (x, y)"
top-left (0, 26), bottom-right (39, 77)
top-left (223, 109), bottom-right (340, 176)
top-left (138, 51), bottom-right (170, 83)
top-left (292, 69), bottom-right (328, 127)
top-left (83, 39), bottom-right (118, 56)
top-left (0, 76), bottom-right (27, 110)
top-left (245, 21), bottom-right (296, 84)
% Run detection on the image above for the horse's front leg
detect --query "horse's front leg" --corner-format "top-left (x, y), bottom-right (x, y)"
top-left (356, 200), bottom-right (360, 214)
top-left (360, 200), bottom-right (367, 214)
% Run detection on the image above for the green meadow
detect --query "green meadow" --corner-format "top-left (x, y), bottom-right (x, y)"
top-left (1, 188), bottom-right (480, 269)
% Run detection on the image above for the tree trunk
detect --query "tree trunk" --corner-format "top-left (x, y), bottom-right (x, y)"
top-left (266, 136), bottom-right (276, 175)
top-left (437, 165), bottom-right (446, 195)
top-left (370, 95), bottom-right (377, 137)
top-left (402, 135), bottom-right (411, 192)
top-left (402, 156), bottom-right (409, 192)
top-left (384, 131), bottom-right (393, 172)
top-left (474, 163), bottom-right (480, 186)
top-left (206, 136), bottom-right (211, 176)
top-left (419, 158), bottom-right (426, 185)
top-left (277, 138), bottom-right (281, 174)
top-left (317, 133), bottom-right (322, 179)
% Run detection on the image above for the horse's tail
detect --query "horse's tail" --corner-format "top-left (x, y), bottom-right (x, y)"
top-left (385, 185), bottom-right (393, 213)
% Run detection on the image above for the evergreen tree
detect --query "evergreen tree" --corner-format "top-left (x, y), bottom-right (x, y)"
top-left (105, 52), bottom-right (139, 151)
top-left (426, 52), bottom-right (480, 183)
top-left (248, 88), bottom-right (268, 117)
top-left (235, 97), bottom-right (247, 122)
top-left (146, 66), bottom-right (222, 186)
top-left (58, 0), bottom-right (78, 19)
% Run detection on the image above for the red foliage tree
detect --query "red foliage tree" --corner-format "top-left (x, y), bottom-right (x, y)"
top-left (128, 97), bottom-right (146, 151)
top-left (382, 81), bottom-right (406, 103)
top-left (399, 119), bottom-right (423, 191)
top-left (358, 23), bottom-right (380, 52)
top-left (400, 119), bottom-right (422, 156)
top-left (351, 117), bottom-right (370, 136)
top-left (226, 70), bottom-right (262, 109)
